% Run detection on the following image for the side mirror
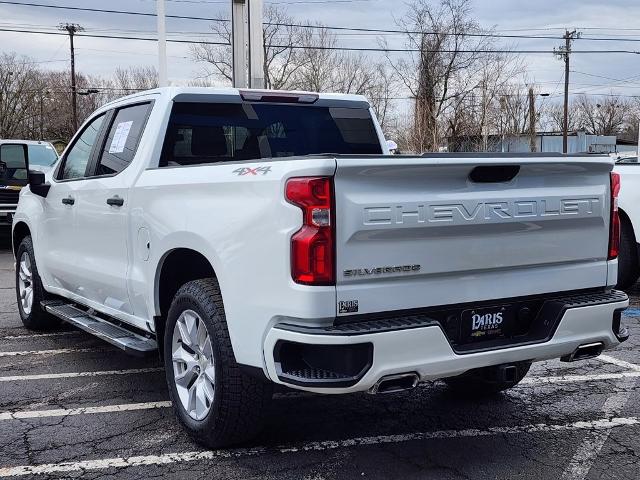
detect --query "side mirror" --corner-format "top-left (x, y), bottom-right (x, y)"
top-left (386, 139), bottom-right (399, 154)
top-left (28, 170), bottom-right (50, 198)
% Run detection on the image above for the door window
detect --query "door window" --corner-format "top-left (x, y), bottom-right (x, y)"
top-left (95, 103), bottom-right (152, 176)
top-left (59, 114), bottom-right (105, 180)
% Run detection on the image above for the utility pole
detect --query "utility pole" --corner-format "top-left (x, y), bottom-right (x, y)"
top-left (528, 87), bottom-right (536, 152)
top-left (232, 0), bottom-right (248, 88)
top-left (39, 90), bottom-right (48, 140)
top-left (555, 29), bottom-right (580, 154)
top-left (59, 23), bottom-right (83, 132)
top-left (248, 0), bottom-right (265, 89)
top-left (481, 81), bottom-right (488, 152)
top-left (157, 0), bottom-right (168, 87)
top-left (231, 0), bottom-right (264, 89)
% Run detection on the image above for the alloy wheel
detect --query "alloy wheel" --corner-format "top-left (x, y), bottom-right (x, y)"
top-left (17, 252), bottom-right (33, 316)
top-left (171, 309), bottom-right (216, 421)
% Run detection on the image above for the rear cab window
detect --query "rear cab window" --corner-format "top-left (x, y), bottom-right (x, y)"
top-left (159, 101), bottom-right (382, 167)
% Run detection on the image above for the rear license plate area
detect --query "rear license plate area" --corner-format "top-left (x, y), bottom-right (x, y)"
top-left (460, 304), bottom-right (515, 343)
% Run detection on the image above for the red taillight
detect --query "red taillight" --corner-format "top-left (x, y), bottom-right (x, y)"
top-left (609, 172), bottom-right (621, 260)
top-left (286, 177), bottom-right (335, 285)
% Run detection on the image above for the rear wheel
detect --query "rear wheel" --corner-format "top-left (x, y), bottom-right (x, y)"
top-left (15, 236), bottom-right (58, 330)
top-left (164, 278), bottom-right (272, 448)
top-left (443, 361), bottom-right (531, 396)
top-left (617, 218), bottom-right (640, 290)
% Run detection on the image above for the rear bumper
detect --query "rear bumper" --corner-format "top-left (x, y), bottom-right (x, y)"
top-left (263, 290), bottom-right (629, 394)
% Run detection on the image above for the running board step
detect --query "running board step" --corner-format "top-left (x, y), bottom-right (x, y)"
top-left (41, 301), bottom-right (157, 356)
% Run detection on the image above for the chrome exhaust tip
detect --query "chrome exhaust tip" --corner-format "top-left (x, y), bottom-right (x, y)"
top-left (561, 342), bottom-right (604, 362)
top-left (369, 373), bottom-right (419, 394)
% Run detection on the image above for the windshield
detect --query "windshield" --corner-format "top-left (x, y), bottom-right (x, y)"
top-left (160, 102), bottom-right (382, 167)
top-left (28, 144), bottom-right (58, 167)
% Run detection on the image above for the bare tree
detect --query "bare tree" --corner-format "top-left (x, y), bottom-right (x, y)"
top-left (111, 66), bottom-right (158, 93)
top-left (0, 53), bottom-right (41, 138)
top-left (387, 0), bottom-right (494, 152)
top-left (539, 101), bottom-right (579, 133)
top-left (444, 53), bottom-right (524, 151)
top-left (190, 5), bottom-right (307, 89)
top-left (290, 27), bottom-right (339, 92)
top-left (574, 94), bottom-right (629, 136)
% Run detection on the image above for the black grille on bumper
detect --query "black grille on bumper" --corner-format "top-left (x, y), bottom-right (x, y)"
top-left (274, 341), bottom-right (373, 388)
top-left (276, 289), bottom-right (628, 355)
top-left (0, 190), bottom-right (19, 204)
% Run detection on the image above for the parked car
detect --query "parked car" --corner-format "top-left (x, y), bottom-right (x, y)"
top-left (10, 87), bottom-right (629, 448)
top-left (0, 140), bottom-right (57, 226)
top-left (614, 156), bottom-right (640, 288)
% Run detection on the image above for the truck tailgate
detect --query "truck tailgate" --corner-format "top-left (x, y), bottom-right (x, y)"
top-left (334, 155), bottom-right (614, 316)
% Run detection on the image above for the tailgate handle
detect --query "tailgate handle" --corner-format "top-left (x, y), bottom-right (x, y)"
top-left (469, 165), bottom-right (520, 183)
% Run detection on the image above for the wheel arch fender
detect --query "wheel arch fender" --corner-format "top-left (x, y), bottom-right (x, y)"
top-left (151, 232), bottom-right (226, 321)
top-left (619, 208), bottom-right (637, 241)
top-left (12, 220), bottom-right (32, 259)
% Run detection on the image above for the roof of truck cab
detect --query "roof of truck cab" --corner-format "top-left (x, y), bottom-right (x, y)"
top-left (101, 87), bottom-right (370, 109)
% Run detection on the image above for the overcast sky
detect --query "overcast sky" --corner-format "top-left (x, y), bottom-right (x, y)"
top-left (2, 0), bottom-right (640, 105)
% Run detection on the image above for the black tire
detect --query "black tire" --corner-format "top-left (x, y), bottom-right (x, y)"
top-left (443, 361), bottom-right (531, 396)
top-left (617, 218), bottom-right (640, 290)
top-left (15, 236), bottom-right (59, 330)
top-left (164, 278), bottom-right (272, 448)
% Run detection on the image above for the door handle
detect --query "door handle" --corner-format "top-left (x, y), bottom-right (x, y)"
top-left (106, 196), bottom-right (124, 207)
top-left (61, 197), bottom-right (74, 205)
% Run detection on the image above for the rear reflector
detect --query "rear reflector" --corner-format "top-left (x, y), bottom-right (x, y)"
top-left (609, 172), bottom-right (621, 260)
top-left (286, 177), bottom-right (335, 286)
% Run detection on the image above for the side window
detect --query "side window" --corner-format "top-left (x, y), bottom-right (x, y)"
top-left (95, 103), bottom-right (152, 176)
top-left (59, 114), bottom-right (105, 180)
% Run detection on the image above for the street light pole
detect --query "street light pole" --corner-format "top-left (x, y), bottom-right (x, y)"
top-left (157, 0), bottom-right (168, 87)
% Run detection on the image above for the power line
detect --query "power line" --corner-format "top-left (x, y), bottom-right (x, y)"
top-left (5, 1), bottom-right (640, 43)
top-left (2, 27), bottom-right (640, 54)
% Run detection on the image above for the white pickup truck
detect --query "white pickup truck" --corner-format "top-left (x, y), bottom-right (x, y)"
top-left (8, 87), bottom-right (629, 447)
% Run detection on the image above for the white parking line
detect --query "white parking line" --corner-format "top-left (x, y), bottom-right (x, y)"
top-left (0, 401), bottom-right (172, 421)
top-left (1, 366), bottom-right (638, 387)
top-left (0, 347), bottom-right (106, 357)
top-left (0, 331), bottom-right (80, 340)
top-left (521, 371), bottom-right (640, 385)
top-left (0, 416), bottom-right (636, 477)
top-left (2, 370), bottom-right (637, 421)
top-left (0, 367), bottom-right (163, 382)
top-left (561, 377), bottom-right (638, 480)
top-left (597, 354), bottom-right (640, 372)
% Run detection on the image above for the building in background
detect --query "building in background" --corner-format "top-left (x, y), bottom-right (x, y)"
top-left (447, 131), bottom-right (633, 154)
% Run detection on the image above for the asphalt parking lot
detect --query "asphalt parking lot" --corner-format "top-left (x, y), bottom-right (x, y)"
top-left (0, 241), bottom-right (639, 479)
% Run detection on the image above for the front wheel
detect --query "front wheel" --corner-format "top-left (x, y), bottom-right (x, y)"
top-left (164, 278), bottom-right (272, 448)
top-left (443, 361), bottom-right (531, 396)
top-left (15, 236), bottom-right (58, 330)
